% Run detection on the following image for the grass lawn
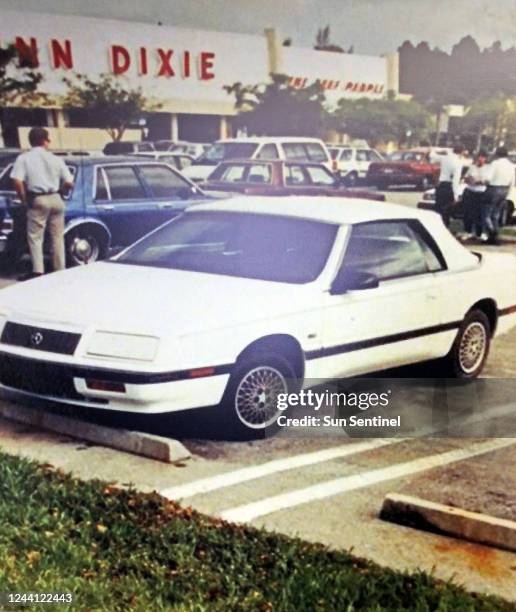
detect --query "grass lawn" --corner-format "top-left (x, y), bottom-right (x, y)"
top-left (0, 451), bottom-right (513, 611)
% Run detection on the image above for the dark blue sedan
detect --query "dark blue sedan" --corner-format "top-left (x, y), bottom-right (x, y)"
top-left (0, 156), bottom-right (208, 266)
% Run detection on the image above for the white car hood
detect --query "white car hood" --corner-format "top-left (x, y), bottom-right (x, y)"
top-left (0, 262), bottom-right (316, 336)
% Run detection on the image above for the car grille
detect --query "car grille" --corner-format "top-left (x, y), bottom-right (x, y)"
top-left (1, 322), bottom-right (81, 355)
top-left (0, 353), bottom-right (85, 400)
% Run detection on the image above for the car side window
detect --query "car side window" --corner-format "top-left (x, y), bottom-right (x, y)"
top-left (285, 165), bottom-right (309, 186)
top-left (356, 150), bottom-right (369, 162)
top-left (95, 168), bottom-right (109, 200)
top-left (283, 143), bottom-right (308, 161)
top-left (339, 149), bottom-right (353, 161)
top-left (304, 165), bottom-right (336, 186)
top-left (220, 164), bottom-right (247, 183)
top-left (341, 221), bottom-right (437, 281)
top-left (101, 166), bottom-right (146, 201)
top-left (247, 164), bottom-right (272, 184)
top-left (306, 143), bottom-right (328, 162)
top-left (256, 144), bottom-right (280, 160)
top-left (0, 165), bottom-right (13, 190)
top-left (370, 150), bottom-right (383, 161)
top-left (138, 164), bottom-right (189, 198)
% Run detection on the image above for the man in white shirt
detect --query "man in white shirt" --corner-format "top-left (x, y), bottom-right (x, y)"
top-left (435, 144), bottom-right (463, 227)
top-left (482, 146), bottom-right (515, 244)
top-left (463, 149), bottom-right (490, 238)
top-left (11, 127), bottom-right (74, 277)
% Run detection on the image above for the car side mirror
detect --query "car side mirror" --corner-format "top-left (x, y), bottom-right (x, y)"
top-left (330, 269), bottom-right (379, 295)
top-left (177, 186), bottom-right (197, 200)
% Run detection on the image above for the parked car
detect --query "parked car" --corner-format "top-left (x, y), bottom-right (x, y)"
top-left (418, 183), bottom-right (516, 225)
top-left (200, 159), bottom-right (385, 201)
top-left (328, 146), bottom-right (384, 186)
top-left (0, 157), bottom-right (207, 267)
top-left (130, 151), bottom-right (195, 171)
top-left (53, 149), bottom-right (105, 157)
top-left (153, 141), bottom-right (210, 158)
top-left (182, 137), bottom-right (332, 182)
top-left (0, 197), bottom-right (514, 439)
top-left (366, 150), bottom-right (440, 190)
top-left (103, 141), bottom-right (155, 155)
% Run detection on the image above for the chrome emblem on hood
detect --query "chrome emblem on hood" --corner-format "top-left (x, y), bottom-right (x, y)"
top-left (30, 331), bottom-right (44, 347)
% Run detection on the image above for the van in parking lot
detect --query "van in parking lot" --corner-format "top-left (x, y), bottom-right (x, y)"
top-left (182, 137), bottom-right (332, 182)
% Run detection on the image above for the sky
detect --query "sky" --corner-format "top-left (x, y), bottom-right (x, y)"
top-left (0, 0), bottom-right (516, 56)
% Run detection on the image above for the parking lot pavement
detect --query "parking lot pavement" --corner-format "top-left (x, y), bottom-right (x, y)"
top-left (0, 191), bottom-right (515, 601)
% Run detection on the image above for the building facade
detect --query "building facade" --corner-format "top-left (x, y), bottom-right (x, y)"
top-left (0, 10), bottom-right (399, 148)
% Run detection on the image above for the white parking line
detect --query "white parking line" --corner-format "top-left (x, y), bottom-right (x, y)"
top-left (220, 438), bottom-right (516, 523)
top-left (160, 438), bottom-right (405, 500)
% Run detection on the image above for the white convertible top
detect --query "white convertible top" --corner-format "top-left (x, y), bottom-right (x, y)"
top-left (190, 196), bottom-right (480, 272)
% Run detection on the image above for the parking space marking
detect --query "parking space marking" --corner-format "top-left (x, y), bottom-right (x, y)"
top-left (160, 438), bottom-right (405, 500)
top-left (220, 438), bottom-right (516, 523)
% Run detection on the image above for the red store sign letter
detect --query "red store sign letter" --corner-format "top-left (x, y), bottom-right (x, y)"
top-left (50, 39), bottom-right (73, 70)
top-left (157, 49), bottom-right (175, 77)
top-left (15, 36), bottom-right (39, 68)
top-left (199, 52), bottom-right (215, 80)
top-left (111, 45), bottom-right (130, 74)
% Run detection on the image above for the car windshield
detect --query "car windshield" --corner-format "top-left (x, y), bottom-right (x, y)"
top-left (196, 142), bottom-right (259, 165)
top-left (115, 211), bottom-right (338, 284)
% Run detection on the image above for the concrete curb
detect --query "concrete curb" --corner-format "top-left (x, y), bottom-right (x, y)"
top-left (380, 493), bottom-right (516, 553)
top-left (0, 402), bottom-right (191, 464)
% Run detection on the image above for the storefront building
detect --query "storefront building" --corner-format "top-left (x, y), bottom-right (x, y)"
top-left (0, 10), bottom-right (399, 148)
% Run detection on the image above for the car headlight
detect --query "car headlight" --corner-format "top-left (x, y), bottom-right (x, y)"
top-left (87, 332), bottom-right (159, 362)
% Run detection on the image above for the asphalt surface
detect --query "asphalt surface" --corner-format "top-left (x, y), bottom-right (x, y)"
top-left (0, 189), bottom-right (515, 601)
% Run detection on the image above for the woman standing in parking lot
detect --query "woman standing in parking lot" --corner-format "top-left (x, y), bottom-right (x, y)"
top-left (462, 150), bottom-right (489, 238)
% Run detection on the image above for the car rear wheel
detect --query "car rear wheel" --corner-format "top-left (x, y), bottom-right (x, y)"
top-left (345, 171), bottom-right (358, 187)
top-left (65, 226), bottom-right (109, 266)
top-left (375, 180), bottom-right (389, 191)
top-left (444, 309), bottom-right (491, 378)
top-left (220, 352), bottom-right (296, 439)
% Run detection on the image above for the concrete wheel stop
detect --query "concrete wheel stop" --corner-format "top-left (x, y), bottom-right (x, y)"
top-left (380, 493), bottom-right (516, 553)
top-left (0, 401), bottom-right (191, 464)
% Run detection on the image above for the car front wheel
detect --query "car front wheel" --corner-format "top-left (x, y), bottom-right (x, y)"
top-left (419, 176), bottom-right (433, 191)
top-left (444, 309), bottom-right (491, 378)
top-left (221, 352), bottom-right (296, 439)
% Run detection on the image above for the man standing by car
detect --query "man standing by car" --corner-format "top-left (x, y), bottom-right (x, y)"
top-left (435, 144), bottom-right (463, 227)
top-left (11, 127), bottom-right (74, 278)
top-left (482, 146), bottom-right (515, 244)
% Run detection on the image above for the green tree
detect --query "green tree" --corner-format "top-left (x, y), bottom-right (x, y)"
top-left (331, 96), bottom-right (432, 147)
top-left (0, 43), bottom-right (43, 105)
top-left (461, 95), bottom-right (510, 150)
top-left (224, 74), bottom-right (328, 138)
top-left (63, 73), bottom-right (161, 141)
top-left (314, 25), bottom-right (346, 53)
top-left (0, 43), bottom-right (45, 145)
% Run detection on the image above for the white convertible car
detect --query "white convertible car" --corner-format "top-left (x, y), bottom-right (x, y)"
top-left (0, 197), bottom-right (515, 438)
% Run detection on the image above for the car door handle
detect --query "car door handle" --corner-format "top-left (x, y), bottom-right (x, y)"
top-left (158, 203), bottom-right (173, 209)
top-left (99, 205), bottom-right (114, 211)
